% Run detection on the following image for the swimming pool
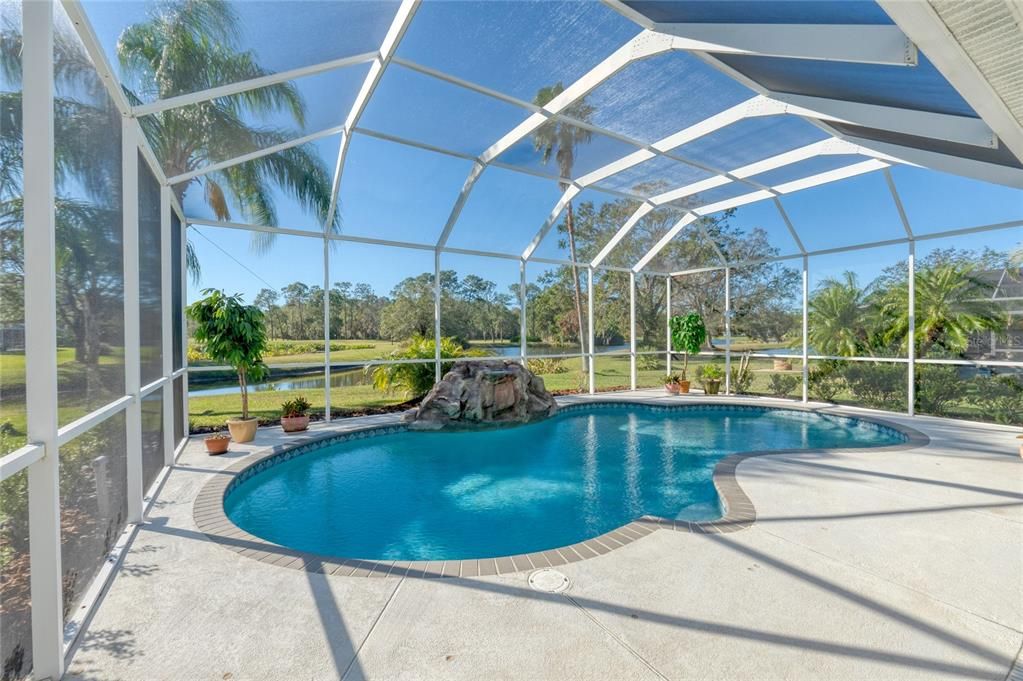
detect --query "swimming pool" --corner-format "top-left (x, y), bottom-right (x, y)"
top-left (222, 404), bottom-right (906, 562)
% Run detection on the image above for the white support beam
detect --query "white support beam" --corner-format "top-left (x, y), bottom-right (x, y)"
top-left (771, 159), bottom-right (889, 194)
top-left (730, 139), bottom-right (852, 179)
top-left (132, 51), bottom-right (379, 117)
top-left (180, 220), bottom-right (189, 448)
top-left (588, 267), bottom-right (596, 394)
top-left (122, 121), bottom-right (143, 526)
top-left (519, 260), bottom-right (528, 365)
top-left (521, 185), bottom-right (581, 260)
top-left (324, 0), bottom-right (420, 232)
top-left (724, 267), bottom-right (731, 394)
top-left (160, 187), bottom-right (175, 466)
top-left (434, 250), bottom-right (442, 382)
top-left (629, 271), bottom-right (637, 390)
top-left (23, 3), bottom-right (63, 677)
top-left (653, 96), bottom-right (781, 153)
top-left (772, 197), bottom-right (807, 255)
top-left (591, 202), bottom-right (655, 267)
top-left (632, 214), bottom-right (697, 272)
top-left (769, 92), bottom-right (997, 148)
top-left (884, 167), bottom-right (915, 239)
top-left (693, 189), bottom-right (774, 215)
top-left (665, 275), bottom-right (672, 374)
top-left (878, 0), bottom-right (1023, 164)
top-left (654, 22), bottom-right (916, 65)
top-left (323, 237), bottom-right (331, 422)
top-left (481, 31), bottom-right (676, 165)
top-left (907, 240), bottom-right (917, 416)
top-left (435, 161), bottom-right (486, 250)
top-left (167, 124), bottom-right (344, 186)
top-left (650, 175), bottom-right (732, 206)
top-left (801, 255), bottom-right (809, 402)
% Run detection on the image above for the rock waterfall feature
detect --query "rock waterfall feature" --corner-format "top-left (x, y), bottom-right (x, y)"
top-left (402, 360), bottom-right (558, 430)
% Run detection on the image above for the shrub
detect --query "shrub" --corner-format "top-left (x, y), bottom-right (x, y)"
top-left (663, 373), bottom-right (680, 385)
top-left (637, 354), bottom-right (661, 371)
top-left (370, 335), bottom-right (484, 399)
top-left (730, 352), bottom-right (753, 394)
top-left (808, 360), bottom-right (844, 402)
top-left (768, 373), bottom-right (799, 398)
top-left (527, 357), bottom-right (566, 375)
top-left (977, 374), bottom-right (1023, 425)
top-left (914, 364), bottom-right (961, 417)
top-left (842, 362), bottom-right (906, 410)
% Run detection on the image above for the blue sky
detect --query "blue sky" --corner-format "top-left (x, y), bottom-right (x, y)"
top-left (77, 0), bottom-right (1022, 303)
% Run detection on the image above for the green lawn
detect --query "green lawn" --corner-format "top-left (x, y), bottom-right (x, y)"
top-left (189, 339), bottom-right (406, 366)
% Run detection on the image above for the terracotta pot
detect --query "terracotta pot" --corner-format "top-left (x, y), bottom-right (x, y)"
top-left (665, 383), bottom-right (680, 395)
top-left (773, 359), bottom-right (793, 371)
top-left (281, 415), bottom-right (310, 433)
top-left (205, 436), bottom-right (230, 455)
top-left (227, 417), bottom-right (258, 443)
top-left (704, 379), bottom-right (721, 395)
top-left (678, 380), bottom-right (691, 394)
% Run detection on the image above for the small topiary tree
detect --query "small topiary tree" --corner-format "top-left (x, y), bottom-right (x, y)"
top-left (670, 313), bottom-right (706, 382)
top-left (186, 289), bottom-right (268, 421)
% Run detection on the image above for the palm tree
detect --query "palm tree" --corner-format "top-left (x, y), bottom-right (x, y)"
top-left (877, 261), bottom-right (1007, 357)
top-left (117, 0), bottom-right (339, 274)
top-left (807, 272), bottom-right (871, 357)
top-left (532, 83), bottom-right (593, 362)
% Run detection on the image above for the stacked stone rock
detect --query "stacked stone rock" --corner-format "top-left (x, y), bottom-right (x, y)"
top-left (403, 360), bottom-right (558, 430)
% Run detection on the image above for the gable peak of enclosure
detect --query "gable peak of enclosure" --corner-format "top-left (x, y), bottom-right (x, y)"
top-left (1, 1), bottom-right (1022, 679)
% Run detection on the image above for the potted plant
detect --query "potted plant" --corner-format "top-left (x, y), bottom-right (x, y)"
top-left (186, 289), bottom-right (268, 444)
top-left (205, 432), bottom-right (230, 455)
top-left (670, 313), bottom-right (706, 394)
top-left (698, 364), bottom-right (724, 395)
top-left (663, 373), bottom-right (681, 395)
top-left (281, 396), bottom-right (312, 433)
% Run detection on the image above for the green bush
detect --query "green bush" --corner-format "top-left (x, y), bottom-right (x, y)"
top-left (977, 374), bottom-right (1023, 425)
top-left (730, 352), bottom-right (753, 394)
top-left (841, 362), bottom-right (906, 410)
top-left (808, 360), bottom-right (844, 402)
top-left (527, 357), bottom-right (566, 375)
top-left (768, 373), bottom-right (799, 398)
top-left (914, 364), bottom-right (961, 417)
top-left (370, 336), bottom-right (484, 399)
top-left (637, 354), bottom-right (662, 371)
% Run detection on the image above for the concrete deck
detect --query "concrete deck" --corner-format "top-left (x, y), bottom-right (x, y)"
top-left (64, 392), bottom-right (1023, 681)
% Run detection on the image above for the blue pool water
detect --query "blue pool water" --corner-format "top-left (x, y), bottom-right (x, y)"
top-left (224, 405), bottom-right (904, 561)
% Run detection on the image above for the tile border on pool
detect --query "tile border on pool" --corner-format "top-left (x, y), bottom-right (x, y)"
top-left (192, 399), bottom-right (929, 578)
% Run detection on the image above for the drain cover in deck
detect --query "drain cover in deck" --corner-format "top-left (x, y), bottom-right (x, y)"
top-left (529, 568), bottom-right (570, 593)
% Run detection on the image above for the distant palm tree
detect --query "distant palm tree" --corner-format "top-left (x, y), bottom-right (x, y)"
top-left (807, 272), bottom-right (871, 357)
top-left (118, 0), bottom-right (339, 275)
top-left (877, 261), bottom-right (1007, 357)
top-left (532, 83), bottom-right (593, 361)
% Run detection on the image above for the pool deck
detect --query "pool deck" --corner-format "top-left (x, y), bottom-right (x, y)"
top-left (64, 391), bottom-right (1023, 681)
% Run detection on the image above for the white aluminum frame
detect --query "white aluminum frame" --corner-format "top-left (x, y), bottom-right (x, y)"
top-left (9, 5), bottom-right (1023, 679)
